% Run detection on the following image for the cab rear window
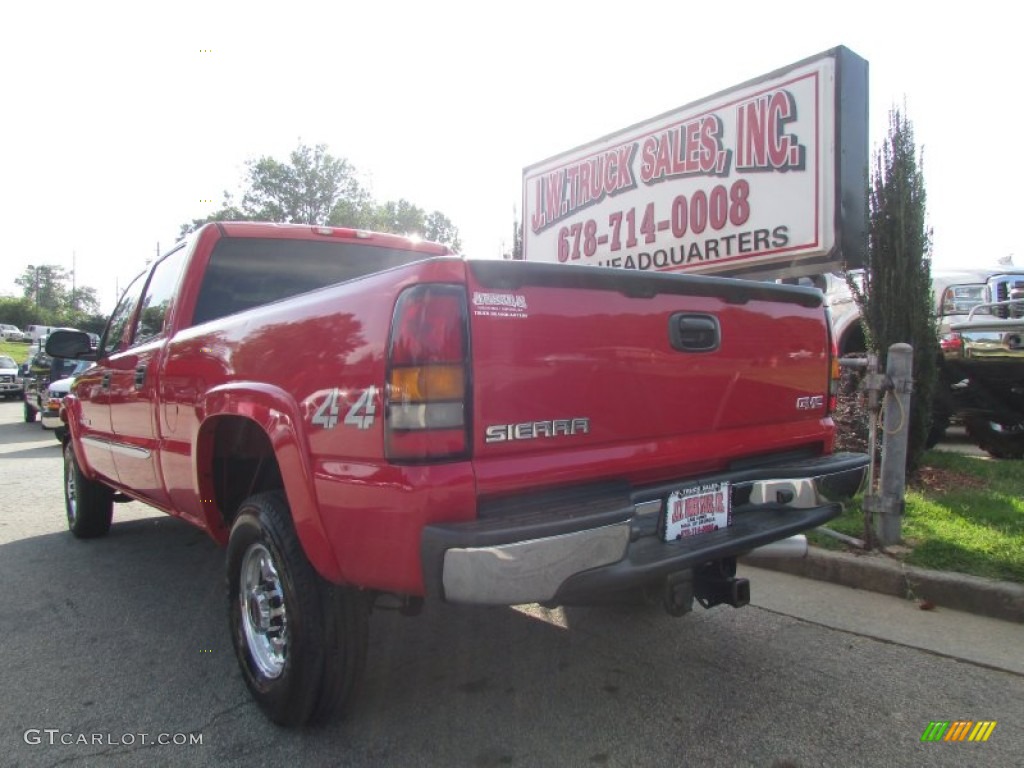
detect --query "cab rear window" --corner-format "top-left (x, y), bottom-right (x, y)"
top-left (191, 238), bottom-right (433, 326)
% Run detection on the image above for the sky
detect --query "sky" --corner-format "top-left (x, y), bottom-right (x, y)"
top-left (1, 0), bottom-right (1019, 312)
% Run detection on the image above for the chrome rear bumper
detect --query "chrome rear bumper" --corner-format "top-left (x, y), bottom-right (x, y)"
top-left (424, 453), bottom-right (867, 605)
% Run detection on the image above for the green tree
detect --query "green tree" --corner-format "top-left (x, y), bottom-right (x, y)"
top-left (360, 202), bottom-right (463, 251)
top-left (0, 296), bottom-right (46, 329)
top-left (854, 106), bottom-right (937, 472)
top-left (3, 272), bottom-right (104, 331)
top-left (16, 265), bottom-right (69, 312)
top-left (425, 211), bottom-right (462, 252)
top-left (68, 313), bottom-right (108, 335)
top-left (178, 192), bottom-right (249, 239)
top-left (177, 141), bottom-right (463, 250)
top-left (326, 189), bottom-right (376, 230)
top-left (242, 142), bottom-right (365, 225)
top-left (69, 285), bottom-right (100, 316)
top-left (367, 199), bottom-right (425, 235)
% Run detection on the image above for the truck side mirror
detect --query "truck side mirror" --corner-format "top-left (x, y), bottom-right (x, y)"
top-left (46, 330), bottom-right (96, 360)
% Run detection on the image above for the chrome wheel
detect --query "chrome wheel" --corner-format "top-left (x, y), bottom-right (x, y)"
top-left (227, 492), bottom-right (369, 725)
top-left (240, 542), bottom-right (288, 679)
top-left (61, 441), bottom-right (113, 538)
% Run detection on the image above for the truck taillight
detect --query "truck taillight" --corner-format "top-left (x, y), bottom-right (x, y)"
top-left (386, 285), bottom-right (469, 462)
top-left (828, 337), bottom-right (840, 415)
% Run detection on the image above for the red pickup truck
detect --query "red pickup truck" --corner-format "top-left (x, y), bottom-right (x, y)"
top-left (48, 221), bottom-right (867, 725)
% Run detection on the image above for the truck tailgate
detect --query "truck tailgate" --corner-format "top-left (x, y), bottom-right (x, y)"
top-left (466, 261), bottom-right (832, 493)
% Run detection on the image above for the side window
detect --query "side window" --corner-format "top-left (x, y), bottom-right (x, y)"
top-left (102, 273), bottom-right (145, 357)
top-left (134, 246), bottom-right (188, 345)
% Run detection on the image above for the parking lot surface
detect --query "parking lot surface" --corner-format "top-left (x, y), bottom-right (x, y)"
top-left (1, 401), bottom-right (1021, 767)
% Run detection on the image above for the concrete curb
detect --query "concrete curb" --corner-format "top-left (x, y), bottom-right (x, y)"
top-left (741, 547), bottom-right (1024, 624)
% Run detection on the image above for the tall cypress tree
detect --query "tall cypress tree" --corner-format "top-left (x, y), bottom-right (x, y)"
top-left (856, 106), bottom-right (937, 472)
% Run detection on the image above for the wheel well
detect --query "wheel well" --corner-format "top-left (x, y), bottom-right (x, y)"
top-left (203, 416), bottom-right (284, 530)
top-left (838, 323), bottom-right (866, 357)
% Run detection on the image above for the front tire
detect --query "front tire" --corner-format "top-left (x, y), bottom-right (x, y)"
top-left (23, 401), bottom-right (37, 422)
top-left (63, 441), bottom-right (113, 538)
top-left (227, 492), bottom-right (368, 726)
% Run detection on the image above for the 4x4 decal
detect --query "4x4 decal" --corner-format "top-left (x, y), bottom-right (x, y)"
top-left (312, 386), bottom-right (377, 430)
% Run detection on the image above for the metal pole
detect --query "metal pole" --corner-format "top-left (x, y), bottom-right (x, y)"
top-left (865, 352), bottom-right (879, 495)
top-left (874, 343), bottom-right (914, 546)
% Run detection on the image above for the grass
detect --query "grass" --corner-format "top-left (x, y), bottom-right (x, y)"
top-left (810, 449), bottom-right (1024, 583)
top-left (0, 340), bottom-right (34, 363)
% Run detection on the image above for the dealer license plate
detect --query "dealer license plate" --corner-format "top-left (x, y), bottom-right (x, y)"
top-left (663, 482), bottom-right (731, 542)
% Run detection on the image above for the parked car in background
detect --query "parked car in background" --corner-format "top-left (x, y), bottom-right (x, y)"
top-left (26, 325), bottom-right (57, 345)
top-left (933, 268), bottom-right (1024, 457)
top-left (820, 266), bottom-right (1024, 457)
top-left (1, 324), bottom-right (27, 342)
top-left (0, 355), bottom-right (23, 400)
top-left (40, 359), bottom-right (93, 440)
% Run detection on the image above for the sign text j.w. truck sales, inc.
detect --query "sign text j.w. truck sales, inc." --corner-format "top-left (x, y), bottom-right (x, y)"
top-left (522, 46), bottom-right (868, 280)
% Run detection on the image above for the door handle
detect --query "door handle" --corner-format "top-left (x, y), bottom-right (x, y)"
top-left (134, 365), bottom-right (147, 390)
top-left (670, 314), bottom-right (720, 352)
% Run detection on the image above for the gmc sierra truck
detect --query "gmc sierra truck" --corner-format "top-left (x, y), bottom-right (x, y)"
top-left (48, 221), bottom-right (868, 726)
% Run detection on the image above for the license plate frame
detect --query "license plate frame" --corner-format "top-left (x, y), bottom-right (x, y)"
top-left (663, 481), bottom-right (732, 542)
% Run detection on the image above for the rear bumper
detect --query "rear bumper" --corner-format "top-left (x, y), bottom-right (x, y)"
top-left (422, 452), bottom-right (868, 605)
top-left (945, 320), bottom-right (1024, 364)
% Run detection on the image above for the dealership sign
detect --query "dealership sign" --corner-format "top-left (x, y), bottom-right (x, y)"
top-left (522, 46), bottom-right (868, 279)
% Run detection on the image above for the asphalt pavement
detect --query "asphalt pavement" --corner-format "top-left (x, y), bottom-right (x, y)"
top-left (1, 401), bottom-right (1021, 767)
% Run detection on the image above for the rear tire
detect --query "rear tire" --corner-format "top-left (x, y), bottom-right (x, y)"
top-left (227, 492), bottom-right (368, 726)
top-left (964, 415), bottom-right (1024, 459)
top-left (63, 441), bottom-right (113, 538)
